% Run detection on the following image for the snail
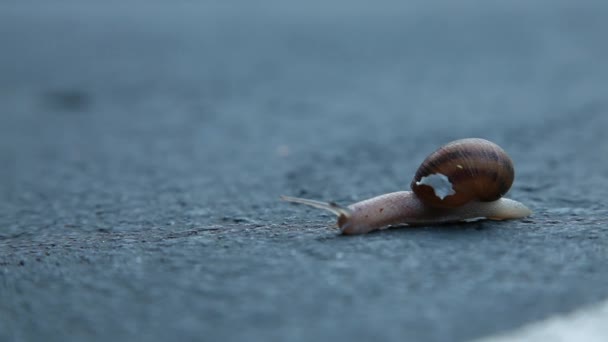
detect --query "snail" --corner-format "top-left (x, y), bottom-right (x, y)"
top-left (282, 138), bottom-right (532, 235)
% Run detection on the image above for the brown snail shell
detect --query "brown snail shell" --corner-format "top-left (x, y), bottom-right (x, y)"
top-left (410, 138), bottom-right (514, 208)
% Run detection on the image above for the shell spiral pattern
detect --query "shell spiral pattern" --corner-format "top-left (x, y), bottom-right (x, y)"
top-left (410, 138), bottom-right (514, 208)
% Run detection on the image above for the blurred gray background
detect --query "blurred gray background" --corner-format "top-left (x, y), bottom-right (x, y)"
top-left (1, 1), bottom-right (607, 341)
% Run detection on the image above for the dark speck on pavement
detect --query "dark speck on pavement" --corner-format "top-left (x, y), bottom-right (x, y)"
top-left (1, 1), bottom-right (608, 342)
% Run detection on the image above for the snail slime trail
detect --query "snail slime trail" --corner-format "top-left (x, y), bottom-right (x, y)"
top-left (282, 138), bottom-right (532, 235)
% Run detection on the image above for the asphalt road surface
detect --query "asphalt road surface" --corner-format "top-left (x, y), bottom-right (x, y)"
top-left (1, 1), bottom-right (608, 341)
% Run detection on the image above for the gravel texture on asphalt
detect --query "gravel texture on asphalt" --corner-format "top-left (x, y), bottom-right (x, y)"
top-left (1, 2), bottom-right (608, 342)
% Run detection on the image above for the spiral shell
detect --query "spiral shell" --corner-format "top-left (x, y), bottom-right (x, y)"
top-left (410, 138), bottom-right (514, 208)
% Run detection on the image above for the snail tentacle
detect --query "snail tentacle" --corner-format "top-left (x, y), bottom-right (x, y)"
top-left (280, 195), bottom-right (352, 218)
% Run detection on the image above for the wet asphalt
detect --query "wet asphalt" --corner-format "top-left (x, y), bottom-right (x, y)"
top-left (1, 2), bottom-right (608, 341)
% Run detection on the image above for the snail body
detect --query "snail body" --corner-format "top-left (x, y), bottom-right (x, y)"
top-left (282, 138), bottom-right (532, 235)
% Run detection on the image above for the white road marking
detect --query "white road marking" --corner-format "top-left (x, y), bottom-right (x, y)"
top-left (473, 298), bottom-right (608, 342)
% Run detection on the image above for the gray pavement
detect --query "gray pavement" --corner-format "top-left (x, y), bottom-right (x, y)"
top-left (1, 1), bottom-right (608, 341)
